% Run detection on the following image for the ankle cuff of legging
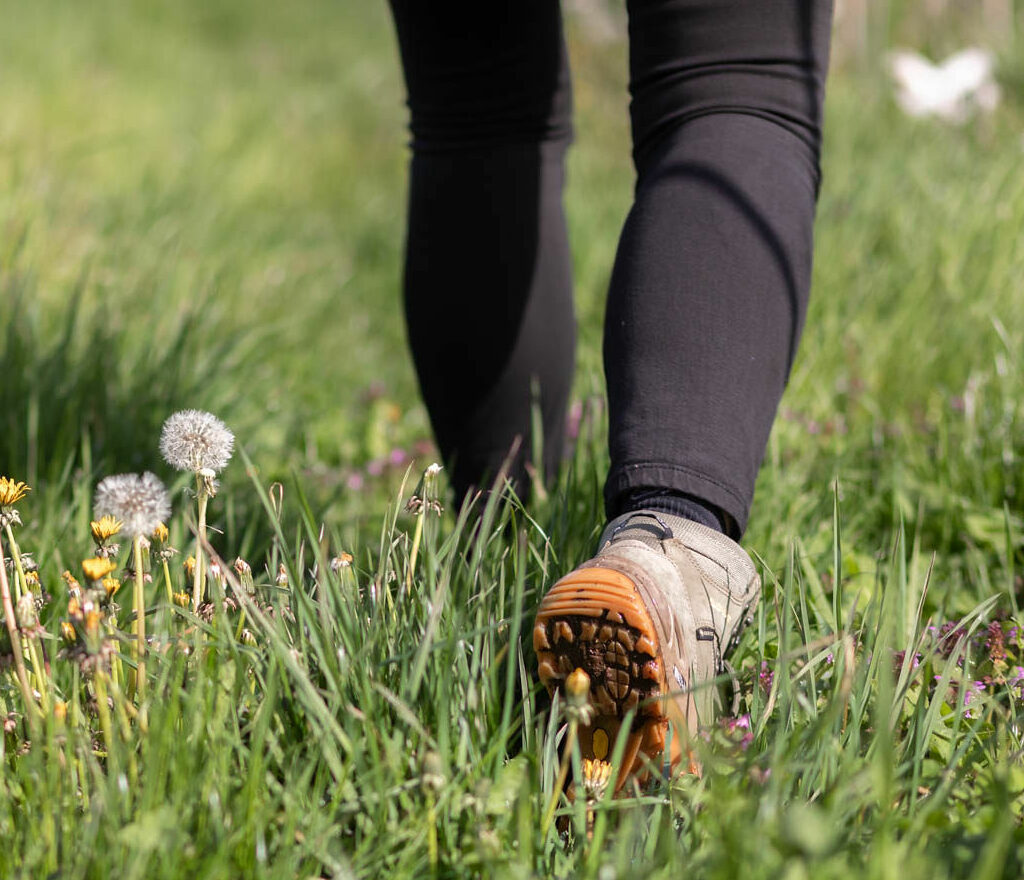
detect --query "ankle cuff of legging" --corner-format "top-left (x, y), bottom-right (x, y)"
top-left (604, 462), bottom-right (749, 540)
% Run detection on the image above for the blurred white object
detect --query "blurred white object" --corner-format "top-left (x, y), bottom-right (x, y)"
top-left (888, 47), bottom-right (1001, 124)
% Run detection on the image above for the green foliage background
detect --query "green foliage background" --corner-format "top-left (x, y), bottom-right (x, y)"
top-left (2, 0), bottom-right (1024, 876)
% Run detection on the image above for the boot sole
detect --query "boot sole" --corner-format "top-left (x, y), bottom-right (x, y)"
top-left (534, 566), bottom-right (680, 788)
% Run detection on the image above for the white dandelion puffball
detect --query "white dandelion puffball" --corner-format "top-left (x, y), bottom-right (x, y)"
top-left (160, 409), bottom-right (235, 474)
top-left (94, 472), bottom-right (172, 538)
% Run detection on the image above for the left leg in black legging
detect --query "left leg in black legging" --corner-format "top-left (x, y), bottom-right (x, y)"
top-left (604, 0), bottom-right (833, 537)
top-left (387, 1), bottom-right (576, 504)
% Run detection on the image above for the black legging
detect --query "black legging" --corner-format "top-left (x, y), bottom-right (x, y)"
top-left (388, 0), bottom-right (832, 536)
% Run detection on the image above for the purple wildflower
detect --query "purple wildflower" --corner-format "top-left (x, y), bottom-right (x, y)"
top-left (962, 680), bottom-right (986, 719)
top-left (759, 661), bottom-right (774, 694)
top-left (720, 714), bottom-right (754, 749)
top-left (985, 621), bottom-right (1006, 664)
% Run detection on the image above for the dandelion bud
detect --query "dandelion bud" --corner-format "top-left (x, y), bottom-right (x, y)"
top-left (172, 591), bottom-right (191, 608)
top-left (152, 522), bottom-right (169, 544)
top-left (276, 564), bottom-right (289, 587)
top-left (24, 570), bottom-right (41, 592)
top-left (84, 609), bottom-right (102, 636)
top-left (159, 410), bottom-right (234, 475)
top-left (566, 667), bottom-right (591, 707)
top-left (233, 557), bottom-right (254, 593)
top-left (240, 629), bottom-right (257, 647)
top-left (67, 596), bottom-right (83, 620)
top-left (53, 701), bottom-right (68, 724)
top-left (62, 570), bottom-right (82, 595)
top-left (82, 557), bottom-right (117, 583)
top-left (16, 592), bottom-right (36, 628)
top-left (183, 556), bottom-right (196, 581)
top-left (102, 577), bottom-right (121, 599)
top-left (424, 462), bottom-right (443, 478)
top-left (60, 621), bottom-right (77, 643)
top-left (420, 750), bottom-right (446, 794)
top-left (208, 560), bottom-right (224, 583)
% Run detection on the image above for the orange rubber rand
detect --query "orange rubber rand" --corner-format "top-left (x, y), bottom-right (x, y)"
top-left (534, 566), bottom-right (695, 787)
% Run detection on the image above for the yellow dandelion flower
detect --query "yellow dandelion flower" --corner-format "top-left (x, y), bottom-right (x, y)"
top-left (91, 514), bottom-right (123, 543)
top-left (53, 701), bottom-right (68, 723)
top-left (172, 591), bottom-right (190, 608)
top-left (581, 758), bottom-right (613, 802)
top-left (84, 609), bottom-right (102, 636)
top-left (82, 557), bottom-right (117, 582)
top-left (60, 621), bottom-right (77, 643)
top-left (102, 576), bottom-right (121, 599)
top-left (62, 570), bottom-right (81, 591)
top-left (67, 596), bottom-right (82, 619)
top-left (152, 522), bottom-right (169, 543)
top-left (183, 556), bottom-right (196, 581)
top-left (24, 570), bottom-right (41, 591)
top-left (0, 477), bottom-right (31, 507)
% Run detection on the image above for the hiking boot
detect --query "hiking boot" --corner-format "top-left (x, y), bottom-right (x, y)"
top-left (533, 510), bottom-right (760, 787)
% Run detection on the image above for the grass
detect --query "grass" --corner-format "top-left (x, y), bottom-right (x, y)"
top-left (2, 0), bottom-right (1024, 876)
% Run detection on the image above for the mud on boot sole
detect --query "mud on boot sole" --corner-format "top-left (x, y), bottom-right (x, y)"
top-left (534, 566), bottom-right (686, 787)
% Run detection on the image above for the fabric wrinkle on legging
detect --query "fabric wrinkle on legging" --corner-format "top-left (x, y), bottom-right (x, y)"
top-left (387, 0), bottom-right (833, 538)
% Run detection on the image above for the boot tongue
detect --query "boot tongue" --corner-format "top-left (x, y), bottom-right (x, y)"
top-left (597, 510), bottom-right (692, 550)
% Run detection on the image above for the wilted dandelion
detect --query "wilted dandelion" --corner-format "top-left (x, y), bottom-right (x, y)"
top-left (94, 473), bottom-right (171, 538)
top-left (159, 409), bottom-right (234, 476)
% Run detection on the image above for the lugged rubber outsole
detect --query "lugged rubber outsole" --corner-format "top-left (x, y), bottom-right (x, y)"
top-left (534, 566), bottom-right (675, 787)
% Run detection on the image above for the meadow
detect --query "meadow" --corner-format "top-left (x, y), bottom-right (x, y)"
top-left (2, 0), bottom-right (1024, 876)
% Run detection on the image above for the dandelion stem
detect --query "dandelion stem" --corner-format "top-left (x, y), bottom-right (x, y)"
top-left (25, 631), bottom-right (50, 715)
top-left (0, 535), bottom-right (39, 728)
top-left (407, 505), bottom-right (426, 593)
top-left (4, 523), bottom-right (28, 604)
top-left (132, 534), bottom-right (147, 704)
top-left (192, 480), bottom-right (209, 609)
top-left (426, 790), bottom-right (438, 877)
top-left (93, 670), bottom-right (116, 766)
top-left (162, 558), bottom-right (173, 606)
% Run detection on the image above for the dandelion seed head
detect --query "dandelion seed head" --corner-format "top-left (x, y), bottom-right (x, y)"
top-left (160, 409), bottom-right (234, 474)
top-left (94, 472), bottom-right (171, 538)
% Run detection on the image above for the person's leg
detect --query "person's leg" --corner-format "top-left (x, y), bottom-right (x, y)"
top-left (605, 0), bottom-right (834, 538)
top-left (387, 1), bottom-right (576, 505)
top-left (535, 0), bottom-right (833, 786)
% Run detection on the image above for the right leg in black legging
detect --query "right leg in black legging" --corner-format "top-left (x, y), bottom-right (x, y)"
top-left (387, 1), bottom-right (576, 505)
top-left (604, 0), bottom-right (833, 537)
